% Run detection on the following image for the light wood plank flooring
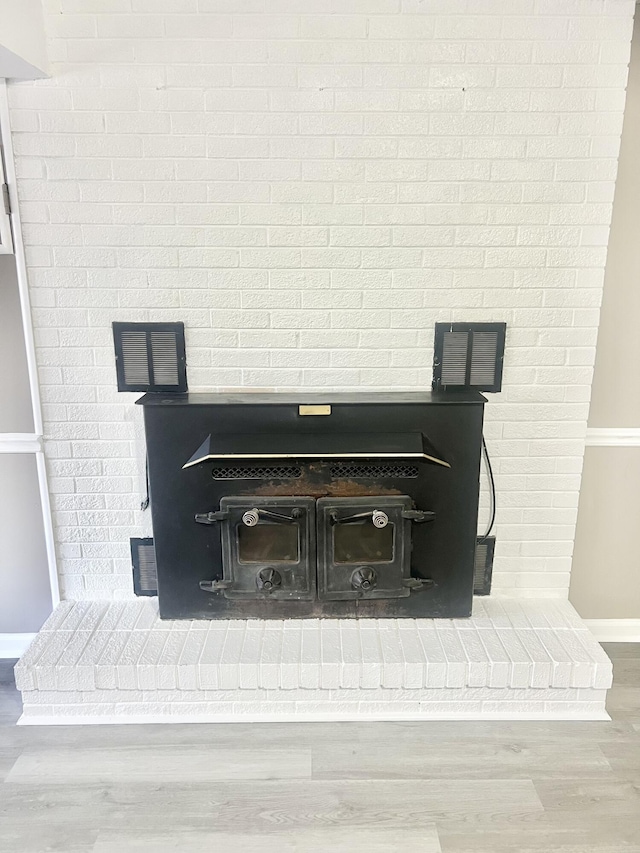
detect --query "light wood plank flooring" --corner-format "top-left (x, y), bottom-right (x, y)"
top-left (0, 644), bottom-right (638, 853)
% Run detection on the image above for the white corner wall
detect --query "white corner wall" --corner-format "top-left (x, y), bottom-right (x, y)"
top-left (0, 454), bottom-right (52, 633)
top-left (0, 256), bottom-right (35, 433)
top-left (0, 0), bottom-right (49, 79)
top-left (570, 9), bottom-right (640, 624)
top-left (4, 0), bottom-right (636, 602)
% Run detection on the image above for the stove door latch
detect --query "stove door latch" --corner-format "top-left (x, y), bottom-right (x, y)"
top-left (401, 509), bottom-right (436, 523)
top-left (195, 510), bottom-right (229, 525)
top-left (199, 579), bottom-right (233, 592)
top-left (403, 577), bottom-right (435, 591)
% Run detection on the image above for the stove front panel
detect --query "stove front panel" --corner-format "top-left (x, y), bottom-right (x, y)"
top-left (142, 393), bottom-right (485, 619)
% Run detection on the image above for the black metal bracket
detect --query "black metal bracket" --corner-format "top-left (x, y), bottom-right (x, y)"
top-left (199, 579), bottom-right (233, 592)
top-left (403, 577), bottom-right (435, 591)
top-left (195, 510), bottom-right (229, 525)
top-left (402, 510), bottom-right (436, 523)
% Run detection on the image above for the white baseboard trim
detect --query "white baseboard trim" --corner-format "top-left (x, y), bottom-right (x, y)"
top-left (585, 619), bottom-right (640, 643)
top-left (0, 633), bottom-right (36, 658)
top-left (585, 428), bottom-right (640, 447)
top-left (18, 709), bottom-right (612, 726)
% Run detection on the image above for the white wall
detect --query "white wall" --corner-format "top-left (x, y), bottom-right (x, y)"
top-left (570, 9), bottom-right (640, 621)
top-left (5, 0), bottom-right (635, 602)
top-left (587, 7), bottom-right (640, 431)
top-left (571, 447), bottom-right (640, 619)
top-left (0, 255), bottom-right (34, 433)
top-left (0, 186), bottom-right (52, 638)
top-left (0, 453), bottom-right (52, 633)
top-left (0, 0), bottom-right (49, 79)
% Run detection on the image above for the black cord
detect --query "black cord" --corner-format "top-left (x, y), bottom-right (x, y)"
top-left (140, 456), bottom-right (150, 512)
top-left (478, 435), bottom-right (496, 543)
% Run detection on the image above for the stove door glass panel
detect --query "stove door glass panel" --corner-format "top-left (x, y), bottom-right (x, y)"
top-left (333, 523), bottom-right (393, 564)
top-left (238, 523), bottom-right (299, 564)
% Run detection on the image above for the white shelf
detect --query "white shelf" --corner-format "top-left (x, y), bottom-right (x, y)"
top-left (0, 433), bottom-right (42, 453)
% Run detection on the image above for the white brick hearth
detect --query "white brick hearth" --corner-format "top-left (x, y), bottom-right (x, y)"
top-left (15, 598), bottom-right (612, 724)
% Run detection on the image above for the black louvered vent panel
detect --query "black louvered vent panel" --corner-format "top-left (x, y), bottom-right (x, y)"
top-left (469, 331), bottom-right (499, 386)
top-left (131, 538), bottom-right (158, 597)
top-left (149, 331), bottom-right (180, 386)
top-left (121, 331), bottom-right (150, 386)
top-left (330, 463), bottom-right (420, 480)
top-left (474, 536), bottom-right (495, 596)
top-left (433, 322), bottom-right (506, 393)
top-left (211, 465), bottom-right (302, 480)
top-left (113, 322), bottom-right (187, 393)
top-left (440, 331), bottom-right (469, 386)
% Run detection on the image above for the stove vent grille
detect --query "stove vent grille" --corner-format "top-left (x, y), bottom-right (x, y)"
top-left (131, 537), bottom-right (158, 597)
top-left (474, 536), bottom-right (495, 596)
top-left (330, 463), bottom-right (420, 480)
top-left (113, 321), bottom-right (187, 393)
top-left (211, 465), bottom-right (302, 480)
top-left (433, 322), bottom-right (506, 393)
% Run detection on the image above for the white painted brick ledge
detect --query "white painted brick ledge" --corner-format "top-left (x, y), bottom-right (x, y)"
top-left (15, 598), bottom-right (612, 723)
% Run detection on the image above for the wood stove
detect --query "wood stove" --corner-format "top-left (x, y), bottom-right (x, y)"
top-left (139, 391), bottom-right (485, 620)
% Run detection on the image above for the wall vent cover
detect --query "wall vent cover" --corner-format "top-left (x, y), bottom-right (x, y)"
top-left (474, 536), bottom-right (495, 596)
top-left (113, 322), bottom-right (187, 393)
top-left (433, 322), bottom-right (506, 393)
top-left (131, 537), bottom-right (158, 596)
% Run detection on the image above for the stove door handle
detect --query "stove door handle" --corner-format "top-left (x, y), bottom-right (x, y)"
top-left (329, 510), bottom-right (389, 528)
top-left (242, 508), bottom-right (303, 527)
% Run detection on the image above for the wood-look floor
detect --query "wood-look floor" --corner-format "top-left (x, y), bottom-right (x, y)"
top-left (0, 645), bottom-right (639, 853)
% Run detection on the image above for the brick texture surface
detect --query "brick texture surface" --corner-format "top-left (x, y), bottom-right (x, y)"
top-left (14, 598), bottom-right (612, 722)
top-left (6, 0), bottom-right (635, 599)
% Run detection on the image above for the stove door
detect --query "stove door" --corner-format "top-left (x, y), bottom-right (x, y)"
top-left (316, 496), bottom-right (413, 601)
top-left (219, 496), bottom-right (316, 601)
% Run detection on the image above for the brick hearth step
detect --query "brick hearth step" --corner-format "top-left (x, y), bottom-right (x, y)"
top-left (14, 598), bottom-right (612, 724)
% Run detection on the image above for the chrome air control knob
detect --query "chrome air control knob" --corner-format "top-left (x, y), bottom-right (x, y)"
top-left (351, 566), bottom-right (377, 592)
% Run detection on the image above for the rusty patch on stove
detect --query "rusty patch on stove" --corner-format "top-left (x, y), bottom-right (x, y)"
top-left (235, 461), bottom-right (402, 499)
top-left (247, 478), bottom-right (402, 499)
top-left (250, 480), bottom-right (403, 497)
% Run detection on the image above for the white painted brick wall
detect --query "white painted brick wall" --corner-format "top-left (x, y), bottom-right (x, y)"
top-left (6, 0), bottom-right (635, 601)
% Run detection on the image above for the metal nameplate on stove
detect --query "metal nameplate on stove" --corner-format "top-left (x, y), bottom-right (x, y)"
top-left (298, 404), bottom-right (331, 416)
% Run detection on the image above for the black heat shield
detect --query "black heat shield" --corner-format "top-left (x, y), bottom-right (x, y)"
top-left (182, 431), bottom-right (450, 469)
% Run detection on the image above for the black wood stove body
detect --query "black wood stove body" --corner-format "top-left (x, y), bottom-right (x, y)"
top-left (138, 392), bottom-right (485, 620)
